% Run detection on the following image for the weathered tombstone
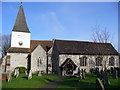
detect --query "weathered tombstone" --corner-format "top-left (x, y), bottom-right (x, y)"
top-left (25, 71), bottom-right (28, 75)
top-left (115, 67), bottom-right (120, 77)
top-left (78, 67), bottom-right (81, 82)
top-left (81, 69), bottom-right (85, 79)
top-left (103, 70), bottom-right (110, 85)
top-left (62, 70), bottom-right (66, 76)
top-left (28, 70), bottom-right (32, 79)
top-left (96, 78), bottom-right (105, 90)
top-left (38, 71), bottom-right (42, 76)
top-left (14, 69), bottom-right (17, 77)
top-left (110, 67), bottom-right (113, 74)
top-left (6, 73), bottom-right (11, 82)
top-left (112, 69), bottom-right (118, 79)
top-left (16, 69), bottom-right (19, 78)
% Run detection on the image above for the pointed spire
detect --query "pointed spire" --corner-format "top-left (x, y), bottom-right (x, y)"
top-left (12, 3), bottom-right (30, 33)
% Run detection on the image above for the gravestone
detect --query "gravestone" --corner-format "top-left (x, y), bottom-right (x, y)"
top-left (62, 70), bottom-right (66, 76)
top-left (28, 70), bottom-right (32, 79)
top-left (16, 69), bottom-right (19, 78)
top-left (96, 78), bottom-right (105, 90)
top-left (25, 71), bottom-right (28, 75)
top-left (112, 69), bottom-right (118, 79)
top-left (114, 67), bottom-right (120, 77)
top-left (81, 69), bottom-right (85, 79)
top-left (6, 73), bottom-right (11, 82)
top-left (14, 69), bottom-right (17, 77)
top-left (78, 67), bottom-right (81, 82)
top-left (110, 67), bottom-right (114, 74)
top-left (38, 71), bottom-right (42, 76)
top-left (103, 70), bottom-right (110, 85)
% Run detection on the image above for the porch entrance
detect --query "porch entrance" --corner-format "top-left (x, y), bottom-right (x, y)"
top-left (61, 58), bottom-right (77, 75)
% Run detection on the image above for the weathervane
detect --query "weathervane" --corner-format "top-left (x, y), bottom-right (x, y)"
top-left (20, 2), bottom-right (22, 5)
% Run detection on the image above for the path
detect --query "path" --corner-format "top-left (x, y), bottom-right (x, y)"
top-left (40, 76), bottom-right (66, 89)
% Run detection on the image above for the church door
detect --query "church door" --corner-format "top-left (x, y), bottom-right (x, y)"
top-left (61, 58), bottom-right (77, 75)
top-left (65, 63), bottom-right (73, 74)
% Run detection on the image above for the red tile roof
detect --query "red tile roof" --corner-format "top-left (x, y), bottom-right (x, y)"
top-left (30, 40), bottom-right (53, 53)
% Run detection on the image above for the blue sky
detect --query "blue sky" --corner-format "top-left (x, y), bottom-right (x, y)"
top-left (2, 2), bottom-right (118, 50)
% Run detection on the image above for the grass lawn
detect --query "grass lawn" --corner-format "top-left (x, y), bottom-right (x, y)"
top-left (2, 73), bottom-right (58, 88)
top-left (58, 73), bottom-right (120, 89)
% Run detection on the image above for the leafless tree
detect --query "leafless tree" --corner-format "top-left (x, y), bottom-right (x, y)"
top-left (1, 34), bottom-right (11, 57)
top-left (91, 25), bottom-right (111, 43)
top-left (90, 25), bottom-right (114, 70)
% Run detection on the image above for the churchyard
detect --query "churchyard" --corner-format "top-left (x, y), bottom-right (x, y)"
top-left (2, 72), bottom-right (58, 88)
top-left (58, 67), bottom-right (120, 89)
top-left (2, 67), bottom-right (120, 89)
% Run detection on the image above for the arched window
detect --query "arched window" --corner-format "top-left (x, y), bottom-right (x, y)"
top-left (96, 57), bottom-right (103, 66)
top-left (109, 57), bottom-right (114, 66)
top-left (80, 56), bottom-right (87, 66)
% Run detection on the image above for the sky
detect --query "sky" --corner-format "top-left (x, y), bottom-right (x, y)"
top-left (2, 2), bottom-right (119, 50)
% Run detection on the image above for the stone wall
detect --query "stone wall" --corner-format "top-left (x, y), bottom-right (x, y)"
top-left (48, 47), bottom-right (53, 73)
top-left (31, 45), bottom-right (47, 73)
top-left (51, 44), bottom-right (60, 74)
top-left (7, 53), bottom-right (28, 72)
top-left (59, 54), bottom-right (119, 73)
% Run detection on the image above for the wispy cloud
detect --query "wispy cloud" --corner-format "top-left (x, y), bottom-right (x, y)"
top-left (40, 12), bottom-right (66, 37)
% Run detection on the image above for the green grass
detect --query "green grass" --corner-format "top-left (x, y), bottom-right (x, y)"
top-left (58, 73), bottom-right (120, 89)
top-left (2, 73), bottom-right (58, 88)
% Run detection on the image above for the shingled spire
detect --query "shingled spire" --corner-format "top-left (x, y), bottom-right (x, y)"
top-left (12, 3), bottom-right (30, 33)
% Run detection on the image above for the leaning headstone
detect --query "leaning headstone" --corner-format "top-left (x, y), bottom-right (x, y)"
top-left (6, 73), bottom-right (11, 82)
top-left (28, 70), bottom-right (32, 79)
top-left (14, 69), bottom-right (17, 77)
top-left (103, 70), bottom-right (110, 85)
top-left (112, 69), bottom-right (118, 79)
top-left (96, 78), bottom-right (105, 90)
top-left (16, 69), bottom-right (19, 78)
top-left (81, 69), bottom-right (85, 79)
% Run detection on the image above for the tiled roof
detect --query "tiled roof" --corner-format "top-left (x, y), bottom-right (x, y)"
top-left (7, 47), bottom-right (30, 53)
top-left (54, 39), bottom-right (119, 55)
top-left (30, 40), bottom-right (53, 53)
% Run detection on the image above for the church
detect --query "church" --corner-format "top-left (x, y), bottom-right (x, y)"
top-left (3, 4), bottom-right (119, 75)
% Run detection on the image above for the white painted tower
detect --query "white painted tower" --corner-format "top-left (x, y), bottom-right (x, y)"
top-left (11, 4), bottom-right (30, 48)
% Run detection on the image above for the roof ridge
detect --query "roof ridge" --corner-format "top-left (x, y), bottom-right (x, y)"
top-left (31, 40), bottom-right (52, 42)
top-left (54, 39), bottom-right (111, 44)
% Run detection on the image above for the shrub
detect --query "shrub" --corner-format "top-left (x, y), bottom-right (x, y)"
top-left (15, 67), bottom-right (27, 73)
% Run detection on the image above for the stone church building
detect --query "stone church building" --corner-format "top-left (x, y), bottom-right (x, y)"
top-left (3, 4), bottom-right (119, 75)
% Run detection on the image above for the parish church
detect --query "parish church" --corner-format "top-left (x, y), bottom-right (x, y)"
top-left (2, 4), bottom-right (120, 75)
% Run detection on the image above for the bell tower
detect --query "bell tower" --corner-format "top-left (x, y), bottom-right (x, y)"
top-left (11, 3), bottom-right (30, 48)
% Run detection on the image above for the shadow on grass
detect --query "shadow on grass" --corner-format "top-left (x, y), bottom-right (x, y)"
top-left (22, 76), bottom-right (28, 79)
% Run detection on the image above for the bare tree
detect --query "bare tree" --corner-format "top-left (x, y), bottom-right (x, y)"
top-left (1, 34), bottom-right (11, 57)
top-left (91, 25), bottom-right (111, 43)
top-left (90, 25), bottom-right (114, 71)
